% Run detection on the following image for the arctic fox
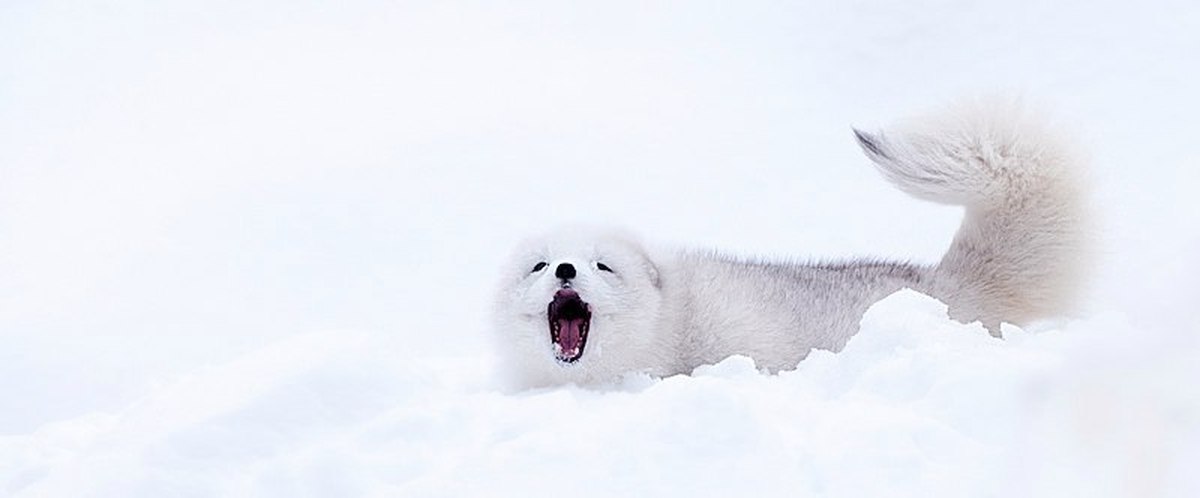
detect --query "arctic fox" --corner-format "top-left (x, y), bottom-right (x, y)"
top-left (492, 100), bottom-right (1089, 388)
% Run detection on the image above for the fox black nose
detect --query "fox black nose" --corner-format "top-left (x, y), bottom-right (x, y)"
top-left (555, 263), bottom-right (576, 280)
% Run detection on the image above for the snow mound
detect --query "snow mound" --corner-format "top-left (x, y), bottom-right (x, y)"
top-left (4, 290), bottom-right (1196, 497)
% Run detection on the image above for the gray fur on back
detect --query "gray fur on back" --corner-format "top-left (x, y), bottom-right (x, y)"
top-left (657, 254), bottom-right (927, 374)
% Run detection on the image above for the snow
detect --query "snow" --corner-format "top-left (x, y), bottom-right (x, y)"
top-left (5, 292), bottom-right (1196, 496)
top-left (2, 0), bottom-right (1198, 496)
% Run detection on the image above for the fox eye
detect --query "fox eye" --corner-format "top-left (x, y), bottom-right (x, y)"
top-left (596, 262), bottom-right (614, 272)
top-left (531, 262), bottom-right (548, 273)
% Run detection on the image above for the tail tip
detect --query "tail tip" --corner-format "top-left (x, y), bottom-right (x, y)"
top-left (852, 128), bottom-right (889, 160)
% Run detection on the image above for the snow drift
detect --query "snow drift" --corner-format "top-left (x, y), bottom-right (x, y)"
top-left (4, 290), bottom-right (1195, 497)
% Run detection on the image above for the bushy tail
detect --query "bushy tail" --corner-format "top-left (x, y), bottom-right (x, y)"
top-left (854, 100), bottom-right (1090, 333)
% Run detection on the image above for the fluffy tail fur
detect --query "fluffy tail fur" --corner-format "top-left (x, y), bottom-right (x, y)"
top-left (854, 101), bottom-right (1090, 333)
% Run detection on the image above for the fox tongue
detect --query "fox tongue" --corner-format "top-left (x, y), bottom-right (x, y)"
top-left (557, 318), bottom-right (584, 352)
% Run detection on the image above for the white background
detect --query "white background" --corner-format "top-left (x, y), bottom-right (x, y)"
top-left (2, 1), bottom-right (1197, 495)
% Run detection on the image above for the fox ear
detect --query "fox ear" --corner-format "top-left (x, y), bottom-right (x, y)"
top-left (606, 229), bottom-right (661, 289)
top-left (634, 247), bottom-right (660, 289)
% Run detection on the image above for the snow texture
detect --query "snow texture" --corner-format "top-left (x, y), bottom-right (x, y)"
top-left (1, 0), bottom-right (1198, 496)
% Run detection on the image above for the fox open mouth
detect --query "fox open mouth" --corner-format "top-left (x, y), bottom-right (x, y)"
top-left (548, 289), bottom-right (591, 363)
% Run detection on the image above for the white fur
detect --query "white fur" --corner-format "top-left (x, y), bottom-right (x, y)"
top-left (492, 100), bottom-right (1090, 389)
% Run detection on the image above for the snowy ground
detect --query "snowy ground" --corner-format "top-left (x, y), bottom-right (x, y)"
top-left (1, 0), bottom-right (1198, 496)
